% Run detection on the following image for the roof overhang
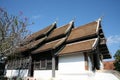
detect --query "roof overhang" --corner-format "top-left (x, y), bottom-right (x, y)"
top-left (59, 38), bottom-right (98, 56)
top-left (17, 37), bottom-right (47, 53)
top-left (66, 21), bottom-right (99, 43)
top-left (31, 37), bottom-right (66, 54)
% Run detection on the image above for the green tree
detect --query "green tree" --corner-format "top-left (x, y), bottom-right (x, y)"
top-left (114, 49), bottom-right (120, 72)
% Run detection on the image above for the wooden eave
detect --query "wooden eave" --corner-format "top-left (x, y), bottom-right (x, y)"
top-left (66, 21), bottom-right (98, 43)
top-left (103, 54), bottom-right (111, 59)
top-left (100, 38), bottom-right (106, 45)
top-left (31, 37), bottom-right (66, 54)
top-left (99, 27), bottom-right (105, 38)
top-left (17, 37), bottom-right (47, 53)
top-left (59, 38), bottom-right (98, 56)
top-left (99, 44), bottom-right (111, 59)
top-left (98, 24), bottom-right (111, 59)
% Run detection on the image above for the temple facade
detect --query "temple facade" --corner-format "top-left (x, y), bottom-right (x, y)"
top-left (6, 18), bottom-right (111, 79)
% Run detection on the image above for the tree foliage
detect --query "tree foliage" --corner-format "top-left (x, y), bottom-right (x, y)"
top-left (0, 8), bottom-right (30, 57)
top-left (114, 49), bottom-right (120, 72)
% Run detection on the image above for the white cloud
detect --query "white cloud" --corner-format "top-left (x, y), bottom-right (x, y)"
top-left (31, 15), bottom-right (41, 20)
top-left (107, 35), bottom-right (120, 45)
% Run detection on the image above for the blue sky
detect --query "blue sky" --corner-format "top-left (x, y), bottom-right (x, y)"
top-left (0, 0), bottom-right (120, 60)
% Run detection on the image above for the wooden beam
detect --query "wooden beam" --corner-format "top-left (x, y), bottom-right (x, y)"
top-left (52, 52), bottom-right (55, 77)
top-left (84, 53), bottom-right (88, 70)
top-left (28, 55), bottom-right (33, 77)
top-left (95, 47), bottom-right (100, 70)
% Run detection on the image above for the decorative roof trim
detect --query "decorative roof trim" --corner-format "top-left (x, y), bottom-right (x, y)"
top-left (53, 37), bottom-right (67, 49)
top-left (96, 17), bottom-right (102, 33)
top-left (45, 22), bottom-right (56, 35)
top-left (67, 38), bottom-right (96, 46)
top-left (92, 37), bottom-right (99, 50)
top-left (64, 21), bottom-right (74, 34)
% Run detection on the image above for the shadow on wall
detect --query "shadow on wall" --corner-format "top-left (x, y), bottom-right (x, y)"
top-left (15, 69), bottom-right (28, 77)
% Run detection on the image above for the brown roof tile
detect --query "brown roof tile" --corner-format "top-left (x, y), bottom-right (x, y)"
top-left (66, 21), bottom-right (98, 43)
top-left (31, 37), bottom-right (66, 54)
top-left (59, 38), bottom-right (98, 55)
top-left (17, 20), bottom-right (111, 59)
top-left (25, 23), bottom-right (56, 43)
top-left (17, 37), bottom-right (47, 53)
top-left (46, 21), bottom-right (73, 41)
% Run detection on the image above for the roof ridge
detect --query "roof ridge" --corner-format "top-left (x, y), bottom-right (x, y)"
top-left (92, 37), bottom-right (99, 50)
top-left (64, 21), bottom-right (74, 34)
top-left (67, 38), bottom-right (97, 46)
top-left (96, 17), bottom-right (103, 33)
top-left (96, 16), bottom-right (103, 22)
top-left (45, 22), bottom-right (57, 34)
top-left (53, 37), bottom-right (67, 49)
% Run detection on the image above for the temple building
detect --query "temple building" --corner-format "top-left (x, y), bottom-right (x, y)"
top-left (6, 18), bottom-right (111, 79)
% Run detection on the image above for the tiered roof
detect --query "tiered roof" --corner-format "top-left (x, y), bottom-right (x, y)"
top-left (31, 21), bottom-right (73, 54)
top-left (59, 38), bottom-right (98, 55)
top-left (17, 19), bottom-right (111, 59)
top-left (24, 22), bottom-right (56, 43)
top-left (32, 37), bottom-right (66, 54)
top-left (46, 21), bottom-right (73, 41)
top-left (17, 37), bottom-right (47, 53)
top-left (66, 21), bottom-right (98, 43)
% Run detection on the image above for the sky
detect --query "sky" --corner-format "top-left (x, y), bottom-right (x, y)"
top-left (0, 0), bottom-right (120, 60)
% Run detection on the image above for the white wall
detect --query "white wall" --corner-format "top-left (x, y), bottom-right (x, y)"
top-left (100, 60), bottom-right (104, 70)
top-left (88, 56), bottom-right (92, 71)
top-left (34, 70), bottom-right (52, 79)
top-left (6, 69), bottom-right (28, 78)
top-left (34, 70), bottom-right (59, 80)
top-left (58, 54), bottom-right (94, 80)
top-left (58, 53), bottom-right (85, 74)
